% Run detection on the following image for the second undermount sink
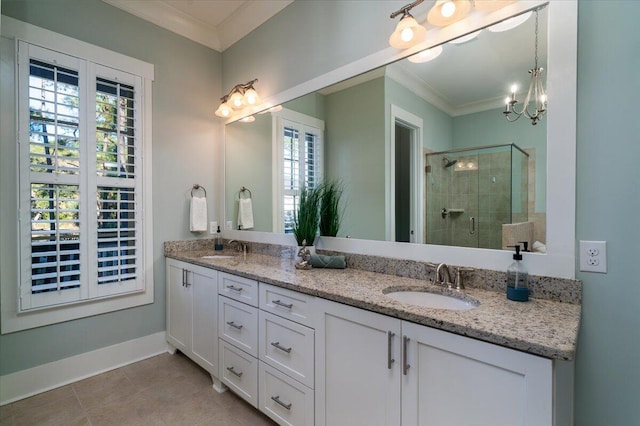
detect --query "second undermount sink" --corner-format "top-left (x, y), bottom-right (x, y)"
top-left (385, 289), bottom-right (478, 311)
top-left (201, 255), bottom-right (236, 259)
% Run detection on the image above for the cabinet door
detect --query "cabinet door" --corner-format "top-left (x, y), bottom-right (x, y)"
top-left (190, 265), bottom-right (218, 374)
top-left (315, 299), bottom-right (401, 426)
top-left (166, 259), bottom-right (191, 353)
top-left (401, 321), bottom-right (553, 426)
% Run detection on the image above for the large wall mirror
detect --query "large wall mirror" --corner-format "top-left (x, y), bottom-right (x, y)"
top-left (224, 1), bottom-right (576, 278)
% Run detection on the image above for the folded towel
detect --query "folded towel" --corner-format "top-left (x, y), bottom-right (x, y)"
top-left (190, 196), bottom-right (207, 232)
top-left (309, 254), bottom-right (346, 269)
top-left (238, 198), bottom-right (254, 229)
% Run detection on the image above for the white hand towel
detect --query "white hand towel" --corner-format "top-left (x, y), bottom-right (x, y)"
top-left (190, 196), bottom-right (207, 232)
top-left (238, 198), bottom-right (254, 229)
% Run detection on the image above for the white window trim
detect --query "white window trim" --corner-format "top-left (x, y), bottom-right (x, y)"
top-left (271, 108), bottom-right (325, 233)
top-left (1, 16), bottom-right (154, 333)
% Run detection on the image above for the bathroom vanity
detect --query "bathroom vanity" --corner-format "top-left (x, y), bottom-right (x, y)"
top-left (165, 240), bottom-right (580, 426)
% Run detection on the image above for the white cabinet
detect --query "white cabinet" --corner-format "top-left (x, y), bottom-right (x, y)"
top-left (166, 258), bottom-right (222, 390)
top-left (316, 298), bottom-right (567, 426)
top-left (315, 299), bottom-right (402, 426)
top-left (401, 321), bottom-right (554, 426)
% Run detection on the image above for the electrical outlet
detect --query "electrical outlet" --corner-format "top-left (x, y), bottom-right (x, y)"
top-left (225, 221), bottom-right (233, 230)
top-left (209, 221), bottom-right (217, 234)
top-left (580, 240), bottom-right (607, 273)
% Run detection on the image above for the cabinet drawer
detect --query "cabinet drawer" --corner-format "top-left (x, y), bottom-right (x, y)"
top-left (218, 272), bottom-right (258, 307)
top-left (259, 361), bottom-right (314, 426)
top-left (219, 339), bottom-right (258, 408)
top-left (259, 283), bottom-right (315, 327)
top-left (259, 310), bottom-right (314, 388)
top-left (219, 296), bottom-right (259, 357)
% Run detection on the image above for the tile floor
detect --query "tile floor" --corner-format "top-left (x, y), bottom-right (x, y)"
top-left (0, 352), bottom-right (276, 426)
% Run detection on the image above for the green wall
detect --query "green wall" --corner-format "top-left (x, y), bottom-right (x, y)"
top-left (225, 114), bottom-right (273, 232)
top-left (0, 0), bottom-right (222, 375)
top-left (325, 78), bottom-right (386, 240)
top-left (385, 76), bottom-right (453, 153)
top-left (574, 2), bottom-right (640, 425)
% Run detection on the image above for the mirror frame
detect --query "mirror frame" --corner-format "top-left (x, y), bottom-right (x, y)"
top-left (223, 0), bottom-right (577, 279)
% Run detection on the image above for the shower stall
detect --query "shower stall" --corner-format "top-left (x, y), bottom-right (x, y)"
top-left (425, 143), bottom-right (529, 249)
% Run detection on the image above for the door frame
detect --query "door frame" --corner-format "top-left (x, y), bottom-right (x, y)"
top-left (388, 105), bottom-right (424, 243)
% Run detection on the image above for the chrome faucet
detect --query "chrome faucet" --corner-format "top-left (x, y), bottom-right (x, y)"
top-left (434, 263), bottom-right (454, 288)
top-left (227, 240), bottom-right (248, 256)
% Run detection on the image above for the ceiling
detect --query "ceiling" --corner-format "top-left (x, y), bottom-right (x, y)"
top-left (102, 0), bottom-right (293, 52)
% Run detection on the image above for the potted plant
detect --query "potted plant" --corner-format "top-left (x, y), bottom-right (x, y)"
top-left (292, 185), bottom-right (322, 249)
top-left (319, 180), bottom-right (344, 237)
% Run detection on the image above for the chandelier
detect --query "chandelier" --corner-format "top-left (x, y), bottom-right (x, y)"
top-left (503, 9), bottom-right (547, 125)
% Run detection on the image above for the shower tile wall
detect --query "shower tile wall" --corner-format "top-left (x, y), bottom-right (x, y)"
top-left (426, 147), bottom-right (528, 250)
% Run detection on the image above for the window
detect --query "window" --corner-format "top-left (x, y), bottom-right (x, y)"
top-left (272, 109), bottom-right (324, 233)
top-left (17, 41), bottom-right (149, 312)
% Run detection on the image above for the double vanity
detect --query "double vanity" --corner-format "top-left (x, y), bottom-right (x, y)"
top-left (165, 239), bottom-right (580, 426)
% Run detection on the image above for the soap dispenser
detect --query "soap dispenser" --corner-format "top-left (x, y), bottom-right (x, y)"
top-left (214, 225), bottom-right (223, 251)
top-left (506, 244), bottom-right (529, 301)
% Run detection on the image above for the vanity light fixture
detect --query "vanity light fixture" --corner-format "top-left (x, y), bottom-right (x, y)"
top-left (503, 9), bottom-right (546, 125)
top-left (427, 0), bottom-right (472, 27)
top-left (215, 78), bottom-right (260, 118)
top-left (408, 45), bottom-right (444, 63)
top-left (239, 116), bottom-right (256, 123)
top-left (389, 0), bottom-right (427, 49)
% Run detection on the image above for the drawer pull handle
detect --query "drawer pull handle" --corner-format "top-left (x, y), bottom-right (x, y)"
top-left (270, 341), bottom-right (292, 353)
top-left (226, 285), bottom-right (243, 292)
top-left (226, 366), bottom-right (243, 378)
top-left (271, 395), bottom-right (292, 410)
top-left (226, 321), bottom-right (243, 330)
top-left (272, 299), bottom-right (293, 309)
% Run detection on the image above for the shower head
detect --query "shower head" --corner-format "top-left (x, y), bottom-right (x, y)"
top-left (442, 157), bottom-right (458, 168)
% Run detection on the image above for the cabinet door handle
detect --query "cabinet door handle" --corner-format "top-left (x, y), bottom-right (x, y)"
top-left (226, 366), bottom-right (243, 378)
top-left (272, 299), bottom-right (293, 309)
top-left (226, 321), bottom-right (243, 330)
top-left (387, 331), bottom-right (395, 370)
top-left (270, 341), bottom-right (292, 354)
top-left (226, 285), bottom-right (243, 292)
top-left (403, 335), bottom-right (410, 375)
top-left (182, 269), bottom-right (186, 287)
top-left (184, 270), bottom-right (191, 287)
top-left (271, 395), bottom-right (292, 410)
top-left (469, 217), bottom-right (476, 235)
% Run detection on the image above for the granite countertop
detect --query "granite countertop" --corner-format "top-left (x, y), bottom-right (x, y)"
top-left (166, 249), bottom-right (581, 361)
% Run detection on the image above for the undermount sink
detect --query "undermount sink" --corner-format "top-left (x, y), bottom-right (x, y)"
top-left (201, 255), bottom-right (236, 259)
top-left (384, 290), bottom-right (478, 311)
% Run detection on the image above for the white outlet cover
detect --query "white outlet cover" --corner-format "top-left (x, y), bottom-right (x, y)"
top-left (579, 240), bottom-right (607, 273)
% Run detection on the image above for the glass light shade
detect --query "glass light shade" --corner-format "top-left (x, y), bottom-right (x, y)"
top-left (408, 45), bottom-right (444, 63)
top-left (229, 92), bottom-right (244, 109)
top-left (243, 88), bottom-right (259, 105)
top-left (488, 11), bottom-right (532, 32)
top-left (427, 0), bottom-right (472, 27)
top-left (389, 15), bottom-right (426, 49)
top-left (239, 115), bottom-right (255, 123)
top-left (449, 30), bottom-right (481, 44)
top-left (215, 102), bottom-right (232, 118)
top-left (473, 0), bottom-right (514, 13)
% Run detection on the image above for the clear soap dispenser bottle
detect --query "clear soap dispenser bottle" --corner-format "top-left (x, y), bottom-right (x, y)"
top-left (507, 244), bottom-right (529, 301)
top-left (214, 225), bottom-right (223, 251)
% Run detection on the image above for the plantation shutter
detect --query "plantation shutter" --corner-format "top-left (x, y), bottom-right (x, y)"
top-left (280, 118), bottom-right (323, 234)
top-left (92, 66), bottom-right (143, 297)
top-left (19, 42), bottom-right (145, 310)
top-left (20, 45), bottom-right (87, 309)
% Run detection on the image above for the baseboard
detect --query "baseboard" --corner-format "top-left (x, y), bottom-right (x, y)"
top-left (0, 331), bottom-right (169, 405)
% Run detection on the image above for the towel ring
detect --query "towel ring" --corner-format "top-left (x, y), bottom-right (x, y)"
top-left (191, 184), bottom-right (207, 197)
top-left (239, 186), bottom-right (252, 200)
